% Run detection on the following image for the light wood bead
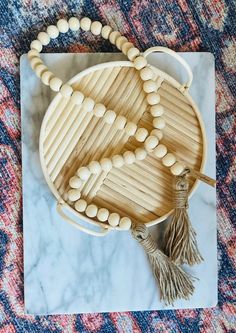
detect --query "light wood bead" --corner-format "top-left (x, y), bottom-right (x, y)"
top-left (57, 19), bottom-right (69, 33)
top-left (121, 42), bottom-right (133, 55)
top-left (144, 135), bottom-right (159, 150)
top-left (119, 217), bottom-right (132, 230)
top-left (75, 199), bottom-right (87, 212)
top-left (140, 67), bottom-right (154, 81)
top-left (83, 97), bottom-right (95, 112)
top-left (80, 17), bottom-right (92, 31)
top-left (100, 158), bottom-right (112, 172)
top-left (135, 128), bottom-right (148, 142)
top-left (143, 80), bottom-right (157, 93)
top-left (101, 25), bottom-right (112, 39)
top-left (135, 148), bottom-right (147, 160)
top-left (60, 84), bottom-right (73, 97)
top-left (116, 36), bottom-right (128, 50)
top-left (77, 166), bottom-right (91, 180)
top-left (68, 17), bottom-right (80, 31)
top-left (47, 25), bottom-right (59, 39)
top-left (35, 64), bottom-right (47, 78)
top-left (27, 49), bottom-right (39, 60)
top-left (69, 176), bottom-right (83, 189)
top-left (147, 92), bottom-right (160, 105)
top-left (30, 57), bottom-right (42, 70)
top-left (93, 103), bottom-right (106, 117)
top-left (109, 31), bottom-right (121, 44)
top-left (104, 110), bottom-right (116, 124)
top-left (133, 56), bottom-right (147, 70)
top-left (41, 71), bottom-right (54, 85)
top-left (88, 161), bottom-right (101, 174)
top-left (67, 189), bottom-right (81, 201)
top-left (37, 32), bottom-right (50, 46)
top-left (123, 151), bottom-right (136, 164)
top-left (153, 117), bottom-right (166, 129)
top-left (127, 47), bottom-right (140, 61)
top-left (150, 129), bottom-right (163, 140)
top-left (49, 77), bottom-right (63, 92)
top-left (108, 213), bottom-right (120, 227)
top-left (71, 91), bottom-right (84, 105)
top-left (153, 144), bottom-right (167, 158)
top-left (86, 204), bottom-right (98, 218)
top-left (115, 115), bottom-right (126, 130)
top-left (150, 104), bottom-right (164, 117)
top-left (91, 21), bottom-right (102, 35)
top-left (30, 40), bottom-right (42, 52)
top-left (97, 208), bottom-right (109, 222)
top-left (162, 153), bottom-right (176, 167)
top-left (124, 122), bottom-right (137, 136)
top-left (112, 155), bottom-right (124, 168)
top-left (170, 162), bottom-right (185, 176)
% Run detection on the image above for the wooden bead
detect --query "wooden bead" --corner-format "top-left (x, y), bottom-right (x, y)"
top-left (100, 158), bottom-right (112, 172)
top-left (88, 161), bottom-right (101, 174)
top-left (93, 103), bottom-right (106, 117)
top-left (57, 19), bottom-right (69, 33)
top-left (68, 17), bottom-right (80, 31)
top-left (27, 49), bottom-right (39, 60)
top-left (123, 151), bottom-right (136, 164)
top-left (162, 153), bottom-right (176, 167)
top-left (41, 71), bottom-right (54, 85)
top-left (86, 204), bottom-right (98, 218)
top-left (170, 162), bottom-right (185, 176)
top-left (75, 199), bottom-right (87, 212)
top-left (104, 110), bottom-right (116, 124)
top-left (133, 56), bottom-right (147, 70)
top-left (121, 42), bottom-right (133, 55)
top-left (119, 217), bottom-right (132, 230)
top-left (77, 166), bottom-right (91, 180)
top-left (153, 117), bottom-right (166, 129)
top-left (108, 213), bottom-right (120, 227)
top-left (115, 115), bottom-right (126, 129)
top-left (49, 77), bottom-right (63, 92)
top-left (135, 148), bottom-right (147, 160)
top-left (116, 36), bottom-right (128, 50)
top-left (144, 135), bottom-right (159, 150)
top-left (124, 122), bottom-right (137, 136)
top-left (80, 17), bottom-right (91, 31)
top-left (71, 91), bottom-right (84, 105)
top-left (83, 97), bottom-right (95, 112)
top-left (37, 32), bottom-right (50, 46)
top-left (127, 47), bottom-right (140, 61)
top-left (30, 57), bottom-right (42, 70)
top-left (30, 40), bottom-right (42, 52)
top-left (67, 189), bottom-right (81, 201)
top-left (35, 64), bottom-right (47, 78)
top-left (143, 80), bottom-right (157, 93)
top-left (69, 176), bottom-right (83, 189)
top-left (109, 31), bottom-right (121, 44)
top-left (150, 129), bottom-right (163, 140)
top-left (135, 128), bottom-right (148, 142)
top-left (153, 144), bottom-right (167, 158)
top-left (112, 155), bottom-right (124, 168)
top-left (47, 25), bottom-right (59, 39)
top-left (150, 104), bottom-right (164, 117)
top-left (147, 92), bottom-right (160, 105)
top-left (140, 67), bottom-right (154, 81)
top-left (60, 84), bottom-right (73, 97)
top-left (91, 21), bottom-right (102, 35)
top-left (101, 25), bottom-right (112, 39)
top-left (97, 208), bottom-right (109, 222)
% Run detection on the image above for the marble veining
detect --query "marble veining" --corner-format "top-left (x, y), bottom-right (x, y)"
top-left (21, 52), bottom-right (217, 314)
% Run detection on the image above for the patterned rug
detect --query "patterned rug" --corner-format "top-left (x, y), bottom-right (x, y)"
top-left (0, 0), bottom-right (235, 332)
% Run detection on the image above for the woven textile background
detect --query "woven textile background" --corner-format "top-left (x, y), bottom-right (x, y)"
top-left (0, 0), bottom-right (235, 332)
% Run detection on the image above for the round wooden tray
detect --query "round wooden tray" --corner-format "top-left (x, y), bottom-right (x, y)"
top-left (39, 60), bottom-right (206, 234)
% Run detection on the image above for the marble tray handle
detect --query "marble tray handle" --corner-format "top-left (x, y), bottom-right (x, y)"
top-left (56, 202), bottom-right (110, 236)
top-left (143, 46), bottom-right (193, 92)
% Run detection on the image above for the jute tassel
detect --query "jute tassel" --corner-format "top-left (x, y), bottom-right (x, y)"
top-left (131, 223), bottom-right (194, 305)
top-left (164, 170), bottom-right (203, 266)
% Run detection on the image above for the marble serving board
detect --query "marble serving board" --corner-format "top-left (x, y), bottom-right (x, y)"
top-left (21, 52), bottom-right (217, 315)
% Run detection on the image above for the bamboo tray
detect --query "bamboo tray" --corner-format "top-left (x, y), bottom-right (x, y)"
top-left (39, 59), bottom-right (206, 235)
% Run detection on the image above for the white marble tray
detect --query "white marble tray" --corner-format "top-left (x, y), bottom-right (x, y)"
top-left (21, 52), bottom-right (217, 315)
